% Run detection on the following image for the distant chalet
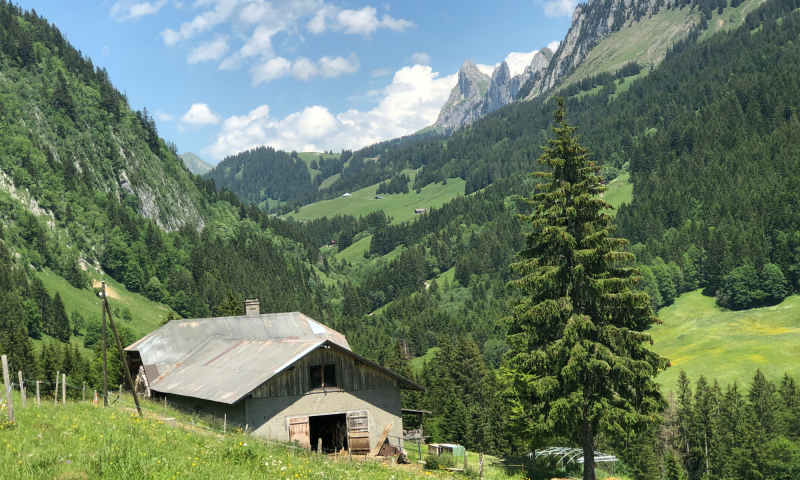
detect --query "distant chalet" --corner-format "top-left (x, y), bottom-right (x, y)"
top-left (125, 300), bottom-right (421, 452)
top-left (414, 208), bottom-right (428, 214)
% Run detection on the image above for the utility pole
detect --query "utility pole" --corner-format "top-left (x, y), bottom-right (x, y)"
top-left (104, 299), bottom-right (143, 418)
top-left (101, 281), bottom-right (108, 407)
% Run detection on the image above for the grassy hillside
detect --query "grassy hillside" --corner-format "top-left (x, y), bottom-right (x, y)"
top-left (650, 290), bottom-right (800, 391)
top-left (558, 0), bottom-right (762, 91)
top-left (35, 268), bottom-right (173, 342)
top-left (296, 151), bottom-right (340, 180)
top-left (0, 392), bottom-right (442, 480)
top-left (287, 173), bottom-right (467, 225)
top-left (603, 173), bottom-right (633, 214)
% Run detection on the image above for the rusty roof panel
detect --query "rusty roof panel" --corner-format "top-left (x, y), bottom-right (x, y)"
top-left (149, 337), bottom-right (322, 404)
top-left (125, 312), bottom-right (349, 367)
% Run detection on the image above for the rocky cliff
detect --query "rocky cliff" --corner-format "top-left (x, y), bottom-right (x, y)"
top-left (435, 47), bottom-right (554, 129)
top-left (538, 0), bottom-right (671, 94)
top-left (434, 60), bottom-right (490, 129)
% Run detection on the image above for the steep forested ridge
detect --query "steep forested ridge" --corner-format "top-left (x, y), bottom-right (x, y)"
top-left (204, 146), bottom-right (317, 205)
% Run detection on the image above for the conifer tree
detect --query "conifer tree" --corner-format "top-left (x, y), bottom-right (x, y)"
top-left (50, 292), bottom-right (72, 342)
top-left (501, 99), bottom-right (669, 480)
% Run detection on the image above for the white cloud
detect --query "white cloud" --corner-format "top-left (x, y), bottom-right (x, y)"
top-left (476, 63), bottom-right (496, 76)
top-left (410, 52), bottom-right (430, 65)
top-left (380, 14), bottom-right (414, 32)
top-left (371, 68), bottom-right (391, 78)
top-left (251, 54), bottom-right (359, 85)
top-left (503, 50), bottom-right (539, 77)
top-left (204, 64), bottom-right (455, 159)
top-left (547, 40), bottom-right (561, 52)
top-left (155, 110), bottom-right (174, 121)
top-left (181, 103), bottom-right (222, 125)
top-left (251, 57), bottom-right (292, 85)
top-left (336, 7), bottom-right (381, 37)
top-left (307, 5), bottom-right (414, 38)
top-left (540, 0), bottom-right (578, 17)
top-left (160, 0), bottom-right (238, 46)
top-left (101, 45), bottom-right (111, 56)
top-left (219, 24), bottom-right (279, 70)
top-left (110, 0), bottom-right (167, 21)
top-left (318, 54), bottom-right (360, 78)
top-left (188, 35), bottom-right (230, 64)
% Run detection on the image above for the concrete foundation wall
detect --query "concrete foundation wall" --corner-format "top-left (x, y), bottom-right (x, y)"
top-left (166, 393), bottom-right (247, 426)
top-left (246, 386), bottom-right (403, 448)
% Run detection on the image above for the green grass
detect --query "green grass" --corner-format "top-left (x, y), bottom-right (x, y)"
top-left (409, 347), bottom-right (440, 374)
top-left (602, 173), bottom-right (633, 214)
top-left (650, 290), bottom-right (800, 392)
top-left (560, 7), bottom-right (697, 89)
top-left (296, 152), bottom-right (340, 181)
top-left (335, 235), bottom-right (373, 263)
top-left (0, 391), bottom-right (442, 479)
top-left (35, 269), bottom-right (173, 344)
top-left (288, 173), bottom-right (467, 225)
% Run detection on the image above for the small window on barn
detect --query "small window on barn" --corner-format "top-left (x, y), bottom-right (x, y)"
top-left (309, 364), bottom-right (337, 391)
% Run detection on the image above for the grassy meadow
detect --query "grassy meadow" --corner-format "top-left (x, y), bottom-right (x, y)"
top-left (650, 290), bottom-right (800, 392)
top-left (35, 269), bottom-right (173, 351)
top-left (0, 389), bottom-right (617, 480)
top-left (602, 173), bottom-right (633, 213)
top-left (286, 170), bottom-right (467, 225)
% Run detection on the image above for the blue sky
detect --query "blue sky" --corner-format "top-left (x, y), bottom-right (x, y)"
top-left (30, 0), bottom-right (574, 163)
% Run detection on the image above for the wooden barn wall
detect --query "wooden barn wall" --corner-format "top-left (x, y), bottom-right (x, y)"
top-left (252, 349), bottom-right (396, 398)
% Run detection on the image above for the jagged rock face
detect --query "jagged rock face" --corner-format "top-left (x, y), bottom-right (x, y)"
top-left (435, 48), bottom-right (554, 129)
top-left (541, 0), bottom-right (666, 93)
top-left (515, 48), bottom-right (555, 101)
top-left (483, 61), bottom-right (513, 114)
top-left (435, 60), bottom-right (490, 129)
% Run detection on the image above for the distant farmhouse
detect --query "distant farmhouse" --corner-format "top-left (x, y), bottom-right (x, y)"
top-left (414, 208), bottom-right (428, 214)
top-left (125, 300), bottom-right (422, 453)
top-left (342, 193), bottom-right (351, 197)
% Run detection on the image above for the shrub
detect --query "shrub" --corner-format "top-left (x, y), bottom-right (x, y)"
top-left (424, 452), bottom-right (455, 470)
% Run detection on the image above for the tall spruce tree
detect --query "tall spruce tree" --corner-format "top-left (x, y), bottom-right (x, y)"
top-left (50, 293), bottom-right (72, 343)
top-left (501, 99), bottom-right (669, 480)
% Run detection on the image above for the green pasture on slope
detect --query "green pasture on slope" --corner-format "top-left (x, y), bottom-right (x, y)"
top-left (287, 173), bottom-right (467, 225)
top-left (335, 235), bottom-right (373, 263)
top-left (409, 347), bottom-right (440, 373)
top-left (35, 268), bottom-right (173, 345)
top-left (603, 173), bottom-right (633, 213)
top-left (650, 290), bottom-right (800, 392)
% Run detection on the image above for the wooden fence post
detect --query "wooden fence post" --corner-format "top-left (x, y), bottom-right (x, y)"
top-left (464, 450), bottom-right (468, 471)
top-left (164, 397), bottom-right (167, 416)
top-left (102, 281), bottom-right (108, 407)
top-left (318, 437), bottom-right (322, 454)
top-left (2, 355), bottom-right (14, 423)
top-left (82, 382), bottom-right (85, 402)
top-left (62, 374), bottom-right (66, 406)
top-left (224, 414), bottom-right (227, 434)
top-left (104, 300), bottom-right (143, 417)
top-left (119, 384), bottom-right (122, 401)
top-left (36, 381), bottom-right (40, 407)
top-left (18, 371), bottom-right (25, 408)
top-left (54, 371), bottom-right (59, 405)
top-left (479, 453), bottom-right (484, 479)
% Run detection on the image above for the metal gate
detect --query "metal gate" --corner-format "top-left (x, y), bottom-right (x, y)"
top-left (347, 410), bottom-right (370, 453)
top-left (288, 416), bottom-right (310, 449)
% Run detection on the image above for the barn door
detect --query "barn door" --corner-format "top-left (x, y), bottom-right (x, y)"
top-left (288, 416), bottom-right (310, 449)
top-left (346, 410), bottom-right (370, 453)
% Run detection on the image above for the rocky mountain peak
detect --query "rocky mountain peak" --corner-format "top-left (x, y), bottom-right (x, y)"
top-left (434, 60), bottom-right (490, 129)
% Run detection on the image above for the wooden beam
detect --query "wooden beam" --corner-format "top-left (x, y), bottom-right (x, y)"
top-left (371, 421), bottom-right (394, 456)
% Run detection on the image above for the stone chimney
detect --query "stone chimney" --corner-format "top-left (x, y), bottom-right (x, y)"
top-left (244, 298), bottom-right (260, 316)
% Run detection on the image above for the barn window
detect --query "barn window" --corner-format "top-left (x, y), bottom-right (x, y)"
top-left (309, 364), bottom-right (337, 391)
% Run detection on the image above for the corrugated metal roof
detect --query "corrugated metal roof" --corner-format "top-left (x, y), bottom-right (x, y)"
top-left (149, 337), bottom-right (323, 404)
top-left (126, 312), bottom-right (349, 367)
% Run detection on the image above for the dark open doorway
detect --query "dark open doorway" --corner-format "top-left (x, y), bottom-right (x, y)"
top-left (310, 413), bottom-right (348, 454)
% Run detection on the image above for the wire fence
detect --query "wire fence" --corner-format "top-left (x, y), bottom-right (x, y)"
top-left (1, 377), bottom-right (310, 453)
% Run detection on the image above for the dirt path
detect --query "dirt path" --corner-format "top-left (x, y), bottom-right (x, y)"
top-left (92, 280), bottom-right (122, 299)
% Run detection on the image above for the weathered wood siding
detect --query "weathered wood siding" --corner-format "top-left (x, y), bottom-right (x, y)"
top-left (252, 349), bottom-right (395, 398)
